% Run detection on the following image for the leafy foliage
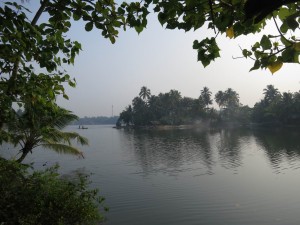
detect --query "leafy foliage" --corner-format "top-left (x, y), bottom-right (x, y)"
top-left (0, 0), bottom-right (147, 142)
top-left (120, 0), bottom-right (300, 72)
top-left (0, 158), bottom-right (107, 225)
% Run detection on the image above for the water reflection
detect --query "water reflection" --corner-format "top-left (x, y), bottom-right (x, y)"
top-left (120, 129), bottom-right (230, 176)
top-left (217, 129), bottom-right (252, 171)
top-left (253, 128), bottom-right (300, 172)
top-left (123, 129), bottom-right (211, 176)
top-left (119, 127), bottom-right (300, 176)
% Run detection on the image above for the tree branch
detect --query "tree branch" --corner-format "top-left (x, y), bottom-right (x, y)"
top-left (8, 0), bottom-right (49, 94)
top-left (31, 0), bottom-right (49, 26)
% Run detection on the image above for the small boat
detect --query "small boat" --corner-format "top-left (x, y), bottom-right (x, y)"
top-left (78, 125), bottom-right (88, 129)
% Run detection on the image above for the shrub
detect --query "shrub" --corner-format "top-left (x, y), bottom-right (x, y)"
top-left (0, 158), bottom-right (107, 225)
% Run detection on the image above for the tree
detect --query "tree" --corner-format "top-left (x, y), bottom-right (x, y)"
top-left (132, 96), bottom-right (150, 126)
top-left (263, 85), bottom-right (280, 104)
top-left (118, 105), bottom-right (133, 126)
top-left (179, 97), bottom-right (196, 121)
top-left (120, 0), bottom-right (300, 72)
top-left (215, 88), bottom-right (240, 120)
top-left (252, 88), bottom-right (300, 125)
top-left (167, 90), bottom-right (182, 124)
top-left (224, 88), bottom-right (240, 110)
top-left (200, 86), bottom-right (213, 109)
top-left (215, 91), bottom-right (225, 109)
top-left (279, 92), bottom-right (294, 122)
top-left (0, 0), bottom-right (146, 143)
top-left (6, 105), bottom-right (88, 163)
top-left (139, 86), bottom-right (151, 101)
top-left (148, 95), bottom-right (164, 122)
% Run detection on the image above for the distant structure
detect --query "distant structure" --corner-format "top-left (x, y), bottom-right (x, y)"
top-left (112, 105), bottom-right (114, 117)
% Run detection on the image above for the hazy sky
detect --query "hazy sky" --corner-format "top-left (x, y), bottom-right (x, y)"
top-left (24, 2), bottom-right (300, 117)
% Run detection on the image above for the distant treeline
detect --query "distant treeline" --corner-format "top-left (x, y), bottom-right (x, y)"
top-left (72, 116), bottom-right (119, 125)
top-left (117, 85), bottom-right (300, 127)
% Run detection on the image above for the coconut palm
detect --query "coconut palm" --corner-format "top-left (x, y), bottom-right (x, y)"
top-left (200, 87), bottom-right (212, 109)
top-left (7, 106), bottom-right (88, 163)
top-left (215, 90), bottom-right (225, 109)
top-left (169, 89), bottom-right (182, 105)
top-left (224, 88), bottom-right (239, 109)
top-left (139, 86), bottom-right (151, 101)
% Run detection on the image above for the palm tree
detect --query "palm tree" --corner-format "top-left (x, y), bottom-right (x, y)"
top-left (139, 86), bottom-right (151, 101)
top-left (224, 88), bottom-right (239, 109)
top-left (200, 87), bottom-right (212, 109)
top-left (215, 90), bottom-right (225, 109)
top-left (168, 90), bottom-right (182, 123)
top-left (7, 106), bottom-right (88, 163)
top-left (132, 96), bottom-right (149, 125)
top-left (169, 90), bottom-right (182, 105)
top-left (263, 85), bottom-right (280, 104)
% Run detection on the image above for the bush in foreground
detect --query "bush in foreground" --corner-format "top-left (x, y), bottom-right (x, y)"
top-left (0, 158), bottom-right (107, 225)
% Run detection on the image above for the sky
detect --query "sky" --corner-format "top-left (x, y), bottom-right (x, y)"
top-left (21, 1), bottom-right (300, 117)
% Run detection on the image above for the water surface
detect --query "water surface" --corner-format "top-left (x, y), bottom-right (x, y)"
top-left (2, 125), bottom-right (300, 225)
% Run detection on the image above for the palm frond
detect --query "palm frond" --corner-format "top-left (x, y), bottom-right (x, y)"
top-left (41, 142), bottom-right (84, 157)
top-left (43, 130), bottom-right (88, 146)
top-left (52, 109), bottom-right (78, 129)
top-left (61, 132), bottom-right (89, 145)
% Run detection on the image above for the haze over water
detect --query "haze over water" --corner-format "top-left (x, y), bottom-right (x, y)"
top-left (2, 125), bottom-right (300, 225)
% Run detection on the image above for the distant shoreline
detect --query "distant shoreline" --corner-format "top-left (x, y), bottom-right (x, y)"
top-left (114, 122), bottom-right (300, 131)
top-left (72, 116), bottom-right (119, 125)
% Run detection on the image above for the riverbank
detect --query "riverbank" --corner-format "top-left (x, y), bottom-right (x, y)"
top-left (115, 121), bottom-right (300, 131)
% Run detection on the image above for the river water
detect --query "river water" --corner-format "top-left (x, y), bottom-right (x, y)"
top-left (2, 125), bottom-right (300, 225)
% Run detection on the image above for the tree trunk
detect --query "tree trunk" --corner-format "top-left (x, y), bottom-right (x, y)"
top-left (16, 148), bottom-right (30, 163)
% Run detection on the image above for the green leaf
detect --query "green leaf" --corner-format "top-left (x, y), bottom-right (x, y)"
top-left (195, 38), bottom-right (220, 67)
top-left (250, 60), bottom-right (260, 71)
top-left (158, 12), bottom-right (168, 25)
top-left (242, 49), bottom-right (251, 58)
top-left (118, 7), bottom-right (125, 15)
top-left (280, 21), bottom-right (289, 33)
top-left (85, 22), bottom-right (93, 32)
top-left (260, 35), bottom-right (272, 50)
top-left (63, 94), bottom-right (69, 100)
top-left (278, 8), bottom-right (290, 20)
top-left (135, 25), bottom-right (144, 34)
top-left (294, 42), bottom-right (300, 51)
top-left (286, 16), bottom-right (298, 31)
top-left (84, 5), bottom-right (94, 11)
top-left (68, 80), bottom-right (76, 88)
top-left (282, 48), bottom-right (295, 62)
top-left (280, 36), bottom-right (291, 46)
top-left (73, 11), bottom-right (81, 21)
top-left (109, 36), bottom-right (116, 44)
